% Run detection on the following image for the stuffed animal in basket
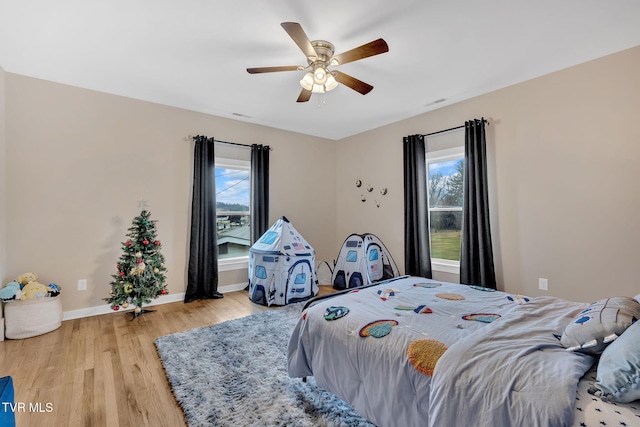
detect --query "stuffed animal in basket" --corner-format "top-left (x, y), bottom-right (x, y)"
top-left (0, 281), bottom-right (21, 301)
top-left (21, 281), bottom-right (49, 299)
top-left (48, 283), bottom-right (61, 297)
top-left (15, 272), bottom-right (38, 286)
top-left (14, 272), bottom-right (51, 300)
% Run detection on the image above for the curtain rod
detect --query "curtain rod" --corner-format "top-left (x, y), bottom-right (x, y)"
top-left (185, 135), bottom-right (272, 150)
top-left (421, 117), bottom-right (490, 137)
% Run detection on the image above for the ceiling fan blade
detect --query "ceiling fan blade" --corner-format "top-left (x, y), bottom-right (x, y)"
top-left (247, 65), bottom-right (301, 74)
top-left (281, 22), bottom-right (318, 60)
top-left (333, 71), bottom-right (374, 95)
top-left (330, 38), bottom-right (389, 66)
top-left (297, 89), bottom-right (312, 103)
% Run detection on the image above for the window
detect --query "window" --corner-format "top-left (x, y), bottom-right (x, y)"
top-left (255, 265), bottom-right (267, 279)
top-left (426, 146), bottom-right (464, 272)
top-left (215, 157), bottom-right (251, 267)
top-left (260, 231), bottom-right (277, 245)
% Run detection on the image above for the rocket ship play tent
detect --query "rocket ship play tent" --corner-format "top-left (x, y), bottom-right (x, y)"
top-left (248, 216), bottom-right (318, 306)
top-left (332, 233), bottom-right (400, 290)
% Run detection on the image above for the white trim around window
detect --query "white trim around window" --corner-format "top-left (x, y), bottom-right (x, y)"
top-left (426, 146), bottom-right (464, 163)
top-left (218, 256), bottom-right (249, 272)
top-left (432, 258), bottom-right (459, 274)
top-left (216, 157), bottom-right (250, 171)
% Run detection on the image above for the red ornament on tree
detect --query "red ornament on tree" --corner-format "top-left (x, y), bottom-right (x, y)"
top-left (160, 289), bottom-right (167, 295)
top-left (119, 271), bottom-right (125, 277)
top-left (116, 264), bottom-right (120, 270)
top-left (154, 240), bottom-right (160, 246)
top-left (137, 259), bottom-right (143, 264)
top-left (125, 241), bottom-right (132, 246)
top-left (143, 239), bottom-right (149, 245)
top-left (113, 306), bottom-right (120, 311)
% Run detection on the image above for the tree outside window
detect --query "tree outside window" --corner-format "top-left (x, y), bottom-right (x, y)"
top-left (427, 151), bottom-right (464, 262)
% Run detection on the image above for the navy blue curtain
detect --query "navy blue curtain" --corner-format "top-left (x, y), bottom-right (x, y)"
top-left (185, 135), bottom-right (223, 302)
top-left (250, 144), bottom-right (270, 244)
top-left (460, 119), bottom-right (496, 289)
top-left (403, 134), bottom-right (432, 278)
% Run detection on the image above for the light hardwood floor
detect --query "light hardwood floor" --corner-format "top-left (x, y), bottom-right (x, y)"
top-left (0, 286), bottom-right (335, 427)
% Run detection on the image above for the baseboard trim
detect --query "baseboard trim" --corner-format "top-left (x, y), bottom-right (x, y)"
top-left (62, 282), bottom-right (249, 321)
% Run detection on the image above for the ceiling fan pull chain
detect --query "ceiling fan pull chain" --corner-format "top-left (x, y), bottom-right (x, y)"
top-left (317, 92), bottom-right (327, 108)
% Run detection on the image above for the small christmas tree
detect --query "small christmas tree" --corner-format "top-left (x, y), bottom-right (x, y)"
top-left (105, 209), bottom-right (168, 319)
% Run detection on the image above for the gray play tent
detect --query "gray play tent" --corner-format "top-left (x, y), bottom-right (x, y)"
top-left (248, 216), bottom-right (318, 306)
top-left (332, 233), bottom-right (400, 289)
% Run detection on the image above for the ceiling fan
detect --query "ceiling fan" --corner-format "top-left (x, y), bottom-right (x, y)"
top-left (247, 22), bottom-right (389, 103)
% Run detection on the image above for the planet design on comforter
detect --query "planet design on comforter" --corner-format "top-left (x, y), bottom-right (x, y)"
top-left (407, 339), bottom-right (448, 376)
top-left (359, 319), bottom-right (399, 338)
top-left (324, 306), bottom-right (350, 321)
top-left (413, 282), bottom-right (441, 288)
top-left (436, 292), bottom-right (465, 301)
top-left (462, 313), bottom-right (501, 323)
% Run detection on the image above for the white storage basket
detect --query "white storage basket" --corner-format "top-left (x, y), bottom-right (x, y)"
top-left (4, 296), bottom-right (62, 339)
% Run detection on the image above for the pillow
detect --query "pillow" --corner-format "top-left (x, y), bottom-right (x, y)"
top-left (594, 320), bottom-right (640, 403)
top-left (560, 297), bottom-right (640, 355)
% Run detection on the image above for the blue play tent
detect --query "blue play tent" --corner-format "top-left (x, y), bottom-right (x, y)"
top-left (248, 217), bottom-right (318, 306)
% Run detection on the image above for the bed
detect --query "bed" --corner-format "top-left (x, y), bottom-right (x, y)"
top-left (287, 276), bottom-right (640, 427)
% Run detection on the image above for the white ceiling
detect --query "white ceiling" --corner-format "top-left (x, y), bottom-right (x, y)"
top-left (2, 0), bottom-right (640, 140)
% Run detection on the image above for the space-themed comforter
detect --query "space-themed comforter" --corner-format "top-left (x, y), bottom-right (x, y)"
top-left (286, 276), bottom-right (625, 427)
top-left (428, 295), bottom-right (594, 427)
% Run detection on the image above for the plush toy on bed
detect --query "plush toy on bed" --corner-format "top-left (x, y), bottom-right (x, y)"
top-left (561, 296), bottom-right (640, 354)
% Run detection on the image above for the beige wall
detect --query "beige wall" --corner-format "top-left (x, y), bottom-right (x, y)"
top-left (337, 45), bottom-right (640, 303)
top-left (4, 74), bottom-right (337, 312)
top-left (3, 45), bottom-right (639, 313)
top-left (0, 65), bottom-right (6, 284)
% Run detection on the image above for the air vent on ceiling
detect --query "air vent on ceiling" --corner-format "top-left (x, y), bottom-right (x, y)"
top-left (425, 98), bottom-right (446, 107)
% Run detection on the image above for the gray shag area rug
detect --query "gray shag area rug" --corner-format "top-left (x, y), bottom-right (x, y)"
top-left (155, 302), bottom-right (375, 427)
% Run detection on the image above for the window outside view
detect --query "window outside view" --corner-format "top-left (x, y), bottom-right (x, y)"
top-left (215, 166), bottom-right (250, 260)
top-left (428, 158), bottom-right (463, 261)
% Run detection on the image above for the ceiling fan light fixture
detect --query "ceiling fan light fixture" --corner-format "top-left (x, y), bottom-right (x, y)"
top-left (300, 72), bottom-right (314, 90)
top-left (311, 83), bottom-right (325, 93)
top-left (302, 66), bottom-right (337, 93)
top-left (314, 67), bottom-right (327, 83)
top-left (325, 73), bottom-right (338, 91)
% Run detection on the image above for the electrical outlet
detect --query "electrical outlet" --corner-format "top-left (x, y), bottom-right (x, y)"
top-left (538, 278), bottom-right (548, 291)
top-left (77, 279), bottom-right (87, 291)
